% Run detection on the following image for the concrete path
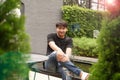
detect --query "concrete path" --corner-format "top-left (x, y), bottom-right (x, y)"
top-left (29, 71), bottom-right (62, 80)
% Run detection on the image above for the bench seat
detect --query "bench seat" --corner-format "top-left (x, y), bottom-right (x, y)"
top-left (30, 62), bottom-right (81, 80)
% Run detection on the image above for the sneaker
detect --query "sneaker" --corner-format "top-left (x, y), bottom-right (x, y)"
top-left (81, 71), bottom-right (89, 80)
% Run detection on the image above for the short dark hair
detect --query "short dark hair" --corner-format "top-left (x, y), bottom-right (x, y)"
top-left (56, 21), bottom-right (67, 28)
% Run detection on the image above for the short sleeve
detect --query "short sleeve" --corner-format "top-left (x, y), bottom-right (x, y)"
top-left (66, 38), bottom-right (73, 48)
top-left (47, 33), bottom-right (54, 43)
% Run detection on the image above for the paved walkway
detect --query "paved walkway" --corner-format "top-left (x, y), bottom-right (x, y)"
top-left (29, 71), bottom-right (62, 80)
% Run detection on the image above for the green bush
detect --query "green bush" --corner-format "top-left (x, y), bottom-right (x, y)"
top-left (0, 0), bottom-right (30, 54)
top-left (73, 37), bottom-right (98, 57)
top-left (0, 0), bottom-right (30, 80)
top-left (0, 52), bottom-right (29, 80)
top-left (62, 5), bottom-right (107, 38)
top-left (89, 16), bottom-right (120, 80)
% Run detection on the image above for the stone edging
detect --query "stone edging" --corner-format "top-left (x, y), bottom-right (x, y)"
top-left (70, 55), bottom-right (98, 64)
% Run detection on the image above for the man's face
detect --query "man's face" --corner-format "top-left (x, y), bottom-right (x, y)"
top-left (56, 26), bottom-right (68, 38)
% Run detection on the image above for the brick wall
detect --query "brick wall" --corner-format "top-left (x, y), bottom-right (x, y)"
top-left (21, 0), bottom-right (63, 55)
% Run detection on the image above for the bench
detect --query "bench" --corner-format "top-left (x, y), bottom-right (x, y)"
top-left (28, 53), bottom-right (94, 80)
top-left (30, 62), bottom-right (81, 80)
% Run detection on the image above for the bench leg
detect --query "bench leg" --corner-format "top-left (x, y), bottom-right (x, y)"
top-left (33, 72), bottom-right (36, 80)
top-left (48, 75), bottom-right (50, 80)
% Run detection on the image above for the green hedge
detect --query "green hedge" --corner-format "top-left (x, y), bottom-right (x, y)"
top-left (62, 5), bottom-right (107, 38)
top-left (73, 37), bottom-right (98, 57)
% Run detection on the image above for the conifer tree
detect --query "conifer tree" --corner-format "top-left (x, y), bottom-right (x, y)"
top-left (0, 0), bottom-right (30, 80)
top-left (89, 16), bottom-right (120, 80)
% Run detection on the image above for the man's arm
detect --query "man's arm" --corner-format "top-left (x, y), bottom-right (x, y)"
top-left (66, 47), bottom-right (72, 58)
top-left (49, 41), bottom-right (62, 51)
top-left (65, 38), bottom-right (73, 58)
top-left (48, 41), bottom-right (69, 62)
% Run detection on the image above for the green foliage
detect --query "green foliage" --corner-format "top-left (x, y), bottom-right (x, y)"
top-left (0, 16), bottom-right (30, 54)
top-left (0, 52), bottom-right (29, 80)
top-left (0, 0), bottom-right (20, 22)
top-left (73, 37), bottom-right (98, 57)
top-left (112, 73), bottom-right (120, 80)
top-left (62, 5), bottom-right (107, 38)
top-left (0, 0), bottom-right (30, 80)
top-left (0, 0), bottom-right (30, 55)
top-left (89, 16), bottom-right (120, 80)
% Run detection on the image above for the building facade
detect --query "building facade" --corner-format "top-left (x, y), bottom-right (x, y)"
top-left (21, 0), bottom-right (63, 55)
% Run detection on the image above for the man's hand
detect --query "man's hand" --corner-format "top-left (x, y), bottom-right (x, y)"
top-left (56, 50), bottom-right (70, 62)
top-left (48, 41), bottom-right (70, 62)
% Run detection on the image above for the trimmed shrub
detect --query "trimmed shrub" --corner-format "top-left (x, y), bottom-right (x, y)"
top-left (62, 5), bottom-right (107, 38)
top-left (73, 37), bottom-right (98, 57)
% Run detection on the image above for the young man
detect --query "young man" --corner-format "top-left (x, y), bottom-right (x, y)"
top-left (45, 21), bottom-right (89, 80)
